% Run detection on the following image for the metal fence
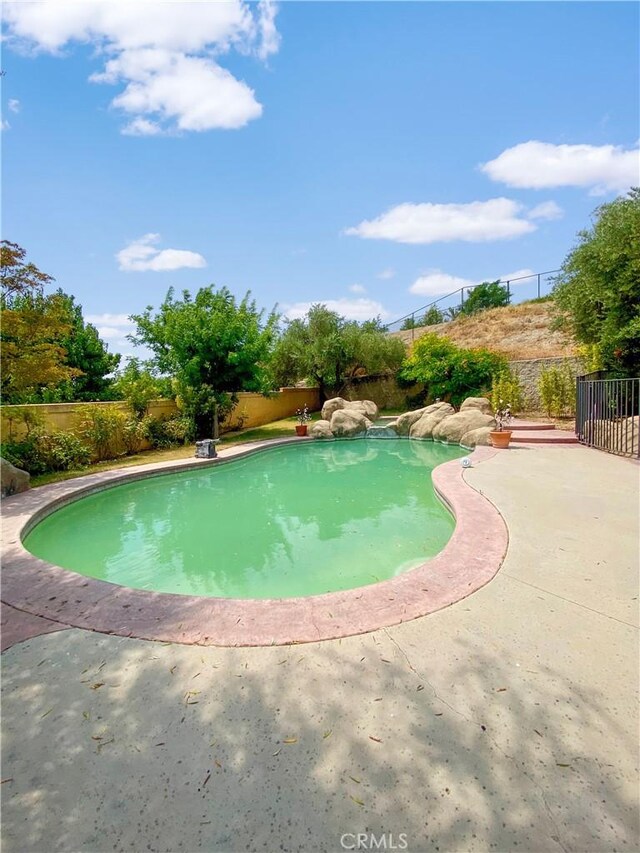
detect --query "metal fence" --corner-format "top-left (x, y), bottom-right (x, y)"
top-left (576, 373), bottom-right (640, 459)
top-left (386, 268), bottom-right (560, 336)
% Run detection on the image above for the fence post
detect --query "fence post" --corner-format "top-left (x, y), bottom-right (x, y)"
top-left (506, 281), bottom-right (511, 303)
top-left (537, 274), bottom-right (541, 299)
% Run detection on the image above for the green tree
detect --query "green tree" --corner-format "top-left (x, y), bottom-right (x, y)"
top-left (111, 358), bottom-right (173, 418)
top-left (398, 332), bottom-right (507, 406)
top-left (461, 280), bottom-right (510, 316)
top-left (52, 291), bottom-right (121, 401)
top-left (552, 188), bottom-right (640, 376)
top-left (270, 304), bottom-right (406, 400)
top-left (1, 243), bottom-right (81, 402)
top-left (421, 305), bottom-right (445, 325)
top-left (400, 315), bottom-right (419, 331)
top-left (129, 286), bottom-right (278, 437)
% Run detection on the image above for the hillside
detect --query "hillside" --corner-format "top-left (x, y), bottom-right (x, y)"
top-left (390, 301), bottom-right (577, 360)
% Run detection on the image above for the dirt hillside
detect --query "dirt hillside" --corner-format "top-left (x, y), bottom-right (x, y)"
top-left (390, 301), bottom-right (577, 360)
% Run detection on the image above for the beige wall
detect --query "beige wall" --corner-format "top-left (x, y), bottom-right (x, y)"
top-left (0, 388), bottom-right (321, 444)
top-left (224, 387), bottom-right (321, 431)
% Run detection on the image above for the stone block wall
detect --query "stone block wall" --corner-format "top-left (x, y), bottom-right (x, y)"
top-left (508, 356), bottom-right (585, 411)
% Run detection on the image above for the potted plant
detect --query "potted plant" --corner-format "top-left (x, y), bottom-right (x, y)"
top-left (490, 404), bottom-right (512, 448)
top-left (295, 405), bottom-right (311, 436)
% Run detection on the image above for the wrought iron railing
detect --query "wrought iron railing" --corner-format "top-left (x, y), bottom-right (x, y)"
top-left (576, 373), bottom-right (640, 459)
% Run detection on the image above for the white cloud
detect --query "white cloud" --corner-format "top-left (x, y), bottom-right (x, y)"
top-left (498, 268), bottom-right (536, 284)
top-left (481, 141), bottom-right (640, 195)
top-left (284, 298), bottom-right (389, 322)
top-left (117, 233), bottom-right (207, 272)
top-left (377, 268), bottom-right (396, 280)
top-left (85, 312), bottom-right (136, 352)
top-left (527, 201), bottom-right (564, 221)
top-left (409, 271), bottom-right (476, 297)
top-left (349, 283), bottom-right (366, 294)
top-left (409, 267), bottom-right (539, 297)
top-left (8, 99), bottom-right (20, 113)
top-left (346, 198), bottom-right (536, 244)
top-left (1, 120), bottom-right (10, 132)
top-left (3, 0), bottom-right (279, 135)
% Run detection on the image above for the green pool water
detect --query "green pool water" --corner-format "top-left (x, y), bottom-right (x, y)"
top-left (24, 440), bottom-right (464, 599)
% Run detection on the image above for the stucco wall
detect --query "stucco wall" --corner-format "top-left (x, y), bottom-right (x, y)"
top-left (508, 356), bottom-right (585, 410)
top-left (0, 388), bottom-right (321, 445)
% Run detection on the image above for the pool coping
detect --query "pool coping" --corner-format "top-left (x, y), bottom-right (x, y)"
top-left (0, 438), bottom-right (507, 647)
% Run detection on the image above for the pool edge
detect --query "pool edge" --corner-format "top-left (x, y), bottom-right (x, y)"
top-left (1, 440), bottom-right (507, 647)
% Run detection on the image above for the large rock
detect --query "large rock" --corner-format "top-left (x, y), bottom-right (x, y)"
top-left (394, 404), bottom-right (440, 436)
top-left (321, 397), bottom-right (348, 421)
top-left (433, 410), bottom-right (496, 444)
top-left (309, 419), bottom-right (334, 439)
top-left (460, 426), bottom-right (494, 448)
top-left (460, 397), bottom-right (493, 415)
top-left (409, 403), bottom-right (455, 440)
top-left (1, 457), bottom-right (30, 497)
top-left (330, 409), bottom-right (371, 438)
top-left (346, 399), bottom-right (379, 421)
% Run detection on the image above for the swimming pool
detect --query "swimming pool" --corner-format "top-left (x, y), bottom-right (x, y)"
top-left (24, 440), bottom-right (465, 599)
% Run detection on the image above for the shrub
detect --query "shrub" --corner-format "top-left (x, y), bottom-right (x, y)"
top-left (122, 415), bottom-right (147, 454)
top-left (538, 364), bottom-right (576, 418)
top-left (1, 428), bottom-right (91, 475)
top-left (399, 333), bottom-right (507, 407)
top-left (77, 405), bottom-right (126, 460)
top-left (141, 415), bottom-right (194, 449)
top-left (490, 370), bottom-right (525, 415)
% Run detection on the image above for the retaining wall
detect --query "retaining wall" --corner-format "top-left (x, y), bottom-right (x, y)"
top-left (508, 356), bottom-right (585, 410)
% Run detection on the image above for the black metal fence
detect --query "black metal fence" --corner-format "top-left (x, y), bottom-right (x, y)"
top-left (576, 373), bottom-right (640, 458)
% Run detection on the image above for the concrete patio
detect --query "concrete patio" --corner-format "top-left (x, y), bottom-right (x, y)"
top-left (1, 444), bottom-right (638, 853)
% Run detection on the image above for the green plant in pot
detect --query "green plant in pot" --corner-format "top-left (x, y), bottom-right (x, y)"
top-left (295, 405), bottom-right (311, 436)
top-left (490, 404), bottom-right (512, 448)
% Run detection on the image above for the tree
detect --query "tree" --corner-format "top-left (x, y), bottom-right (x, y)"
top-left (461, 280), bottom-right (510, 316)
top-left (111, 358), bottom-right (173, 418)
top-left (1, 243), bottom-right (81, 402)
top-left (422, 305), bottom-right (445, 326)
top-left (270, 304), bottom-right (406, 400)
top-left (54, 292), bottom-right (121, 401)
top-left (552, 188), bottom-right (640, 377)
top-left (129, 286), bottom-right (278, 437)
top-left (398, 332), bottom-right (507, 406)
top-left (400, 315), bottom-right (419, 331)
top-left (0, 240), bottom-right (54, 297)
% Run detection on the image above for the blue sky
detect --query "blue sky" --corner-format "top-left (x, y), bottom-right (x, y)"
top-left (2, 1), bottom-right (639, 356)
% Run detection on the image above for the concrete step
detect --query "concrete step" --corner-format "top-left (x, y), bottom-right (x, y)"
top-left (509, 429), bottom-right (578, 444)
top-left (509, 419), bottom-right (556, 431)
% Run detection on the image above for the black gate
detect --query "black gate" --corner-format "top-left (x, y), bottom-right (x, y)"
top-left (576, 373), bottom-right (640, 459)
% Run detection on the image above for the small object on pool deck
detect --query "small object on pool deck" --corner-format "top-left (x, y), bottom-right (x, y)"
top-left (195, 439), bottom-right (219, 459)
top-left (461, 457), bottom-right (472, 468)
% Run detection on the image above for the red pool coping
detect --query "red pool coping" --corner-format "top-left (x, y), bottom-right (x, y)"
top-left (0, 440), bottom-right (507, 647)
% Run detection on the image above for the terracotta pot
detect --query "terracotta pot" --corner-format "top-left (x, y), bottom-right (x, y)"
top-left (295, 424), bottom-right (308, 436)
top-left (490, 429), bottom-right (512, 448)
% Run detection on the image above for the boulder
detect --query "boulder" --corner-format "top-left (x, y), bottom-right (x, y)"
top-left (345, 399), bottom-right (379, 421)
top-left (409, 403), bottom-right (455, 440)
top-left (433, 410), bottom-right (496, 444)
top-left (321, 397), bottom-right (348, 421)
top-left (394, 404), bottom-right (440, 436)
top-left (309, 419), bottom-right (334, 439)
top-left (460, 397), bottom-right (493, 415)
top-left (1, 457), bottom-right (30, 497)
top-left (330, 409), bottom-right (370, 438)
top-left (460, 426), bottom-right (494, 448)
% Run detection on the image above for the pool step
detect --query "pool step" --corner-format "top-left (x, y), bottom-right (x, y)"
top-left (509, 419), bottom-right (556, 431)
top-left (509, 429), bottom-right (578, 444)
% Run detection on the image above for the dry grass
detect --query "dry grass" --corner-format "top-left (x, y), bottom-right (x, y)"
top-left (391, 301), bottom-right (577, 360)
